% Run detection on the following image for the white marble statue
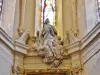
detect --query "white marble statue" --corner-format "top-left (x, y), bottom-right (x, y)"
top-left (41, 18), bottom-right (57, 57)
top-left (30, 18), bottom-right (65, 68)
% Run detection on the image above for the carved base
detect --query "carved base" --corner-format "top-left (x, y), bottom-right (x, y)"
top-left (24, 69), bottom-right (70, 75)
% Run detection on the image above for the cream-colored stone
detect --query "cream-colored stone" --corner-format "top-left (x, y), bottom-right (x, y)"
top-left (0, 0), bottom-right (100, 75)
top-left (23, 0), bottom-right (36, 36)
top-left (2, 0), bottom-right (16, 37)
top-left (77, 0), bottom-right (87, 39)
top-left (0, 37), bottom-right (14, 75)
top-left (24, 57), bottom-right (43, 64)
top-left (24, 56), bottom-right (49, 69)
top-left (56, 0), bottom-right (63, 38)
top-left (35, 0), bottom-right (41, 35)
top-left (85, 0), bottom-right (99, 33)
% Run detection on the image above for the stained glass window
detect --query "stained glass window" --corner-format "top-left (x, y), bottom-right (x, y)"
top-left (0, 0), bottom-right (3, 16)
top-left (97, 0), bottom-right (100, 17)
top-left (40, 0), bottom-right (56, 27)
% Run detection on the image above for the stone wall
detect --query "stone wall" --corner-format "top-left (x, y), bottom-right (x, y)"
top-left (24, 56), bottom-right (48, 69)
top-left (82, 35), bottom-right (100, 75)
top-left (0, 40), bottom-right (14, 75)
top-left (83, 50), bottom-right (100, 75)
top-left (0, 27), bottom-right (28, 75)
top-left (2, 0), bottom-right (16, 38)
top-left (24, 56), bottom-right (71, 70)
top-left (85, 0), bottom-right (99, 33)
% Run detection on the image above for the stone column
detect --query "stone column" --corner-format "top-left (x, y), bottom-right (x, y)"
top-left (13, 52), bottom-right (24, 75)
top-left (62, 0), bottom-right (74, 44)
top-left (56, 0), bottom-right (63, 39)
top-left (71, 52), bottom-right (82, 75)
top-left (71, 0), bottom-right (78, 36)
top-left (18, 0), bottom-right (27, 30)
top-left (23, 0), bottom-right (36, 36)
top-left (35, 0), bottom-right (41, 36)
top-left (11, 0), bottom-right (27, 39)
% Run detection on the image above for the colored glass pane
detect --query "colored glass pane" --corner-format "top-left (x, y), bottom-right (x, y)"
top-left (0, 0), bottom-right (3, 16)
top-left (41, 0), bottom-right (56, 27)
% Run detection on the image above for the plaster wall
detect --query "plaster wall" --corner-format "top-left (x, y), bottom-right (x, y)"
top-left (13, 0), bottom-right (20, 39)
top-left (82, 38), bottom-right (100, 75)
top-left (77, 0), bottom-right (87, 39)
top-left (2, 0), bottom-right (16, 37)
top-left (83, 50), bottom-right (100, 75)
top-left (85, 0), bottom-right (98, 33)
top-left (0, 41), bottom-right (13, 75)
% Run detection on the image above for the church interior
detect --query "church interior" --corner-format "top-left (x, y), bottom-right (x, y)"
top-left (0, 0), bottom-right (100, 75)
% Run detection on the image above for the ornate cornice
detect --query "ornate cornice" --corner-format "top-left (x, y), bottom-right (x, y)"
top-left (0, 27), bottom-right (14, 49)
top-left (80, 22), bottom-right (100, 50)
top-left (0, 27), bottom-right (29, 54)
top-left (14, 41), bottom-right (29, 54)
top-left (66, 41), bottom-right (80, 54)
top-left (65, 22), bottom-right (100, 55)
top-left (26, 23), bottom-right (100, 57)
top-left (0, 22), bottom-right (100, 57)
top-left (0, 47), bottom-right (13, 65)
